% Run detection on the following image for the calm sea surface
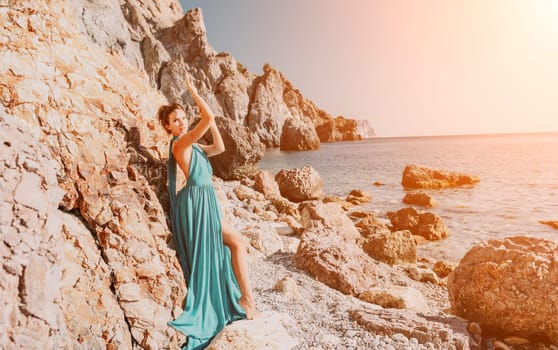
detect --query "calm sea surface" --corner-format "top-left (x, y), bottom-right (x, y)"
top-left (258, 132), bottom-right (558, 262)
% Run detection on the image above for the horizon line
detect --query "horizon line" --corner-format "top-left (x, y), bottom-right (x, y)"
top-left (371, 130), bottom-right (558, 140)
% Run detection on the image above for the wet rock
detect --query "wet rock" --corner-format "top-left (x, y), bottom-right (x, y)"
top-left (448, 236), bottom-right (558, 344)
top-left (402, 191), bottom-right (438, 208)
top-left (346, 189), bottom-right (372, 206)
top-left (402, 164), bottom-right (480, 189)
top-left (387, 207), bottom-right (449, 241)
top-left (540, 220), bottom-right (558, 230)
top-left (323, 195), bottom-right (354, 211)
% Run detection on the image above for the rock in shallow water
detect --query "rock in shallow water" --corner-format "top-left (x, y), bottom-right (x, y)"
top-left (402, 164), bottom-right (480, 189)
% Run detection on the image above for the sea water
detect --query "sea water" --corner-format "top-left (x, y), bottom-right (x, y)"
top-left (258, 132), bottom-right (558, 262)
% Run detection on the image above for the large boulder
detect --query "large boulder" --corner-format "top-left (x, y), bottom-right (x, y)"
top-left (279, 117), bottom-right (320, 151)
top-left (402, 164), bottom-right (480, 189)
top-left (294, 228), bottom-right (379, 296)
top-left (208, 117), bottom-right (266, 180)
top-left (298, 201), bottom-right (360, 240)
top-left (387, 207), bottom-right (449, 241)
top-left (448, 237), bottom-right (558, 344)
top-left (275, 165), bottom-right (324, 202)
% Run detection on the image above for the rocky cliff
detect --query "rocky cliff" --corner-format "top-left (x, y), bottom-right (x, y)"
top-left (70, 1), bottom-right (373, 179)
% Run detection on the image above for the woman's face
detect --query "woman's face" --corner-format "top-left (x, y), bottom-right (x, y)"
top-left (167, 108), bottom-right (188, 137)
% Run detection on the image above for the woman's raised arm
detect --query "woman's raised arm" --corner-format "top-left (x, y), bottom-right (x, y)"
top-left (174, 74), bottom-right (215, 153)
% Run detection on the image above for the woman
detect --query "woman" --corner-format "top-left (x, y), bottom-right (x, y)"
top-left (159, 74), bottom-right (258, 350)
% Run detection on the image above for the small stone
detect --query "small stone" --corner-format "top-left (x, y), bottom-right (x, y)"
top-left (392, 333), bottom-right (409, 343)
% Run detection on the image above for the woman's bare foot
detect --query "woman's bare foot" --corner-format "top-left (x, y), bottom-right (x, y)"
top-left (239, 295), bottom-right (259, 320)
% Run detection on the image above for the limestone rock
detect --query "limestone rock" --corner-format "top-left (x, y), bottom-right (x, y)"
top-left (345, 189), bottom-right (372, 206)
top-left (402, 191), bottom-right (438, 208)
top-left (207, 312), bottom-right (298, 349)
top-left (387, 207), bottom-right (449, 241)
top-left (1, 2), bottom-right (187, 347)
top-left (299, 201), bottom-right (360, 240)
top-left (407, 266), bottom-right (439, 284)
top-left (433, 260), bottom-right (455, 278)
top-left (350, 307), bottom-right (469, 349)
top-left (246, 64), bottom-right (294, 147)
top-left (323, 195), bottom-right (354, 211)
top-left (295, 228), bottom-right (379, 296)
top-left (71, 0), bottom-right (144, 69)
top-left (358, 286), bottom-right (430, 313)
top-left (275, 165), bottom-right (324, 202)
top-left (209, 117), bottom-right (266, 180)
top-left (316, 116), bottom-right (362, 142)
top-left (363, 230), bottom-right (417, 266)
top-left (448, 236), bottom-right (558, 344)
top-left (242, 224), bottom-right (283, 257)
top-left (355, 214), bottom-right (391, 238)
top-left (402, 164), bottom-right (480, 189)
top-left (279, 118), bottom-right (320, 151)
top-left (269, 195), bottom-right (300, 219)
top-left (253, 170), bottom-right (281, 198)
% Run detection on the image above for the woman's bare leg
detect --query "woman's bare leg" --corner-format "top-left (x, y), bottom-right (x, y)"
top-left (221, 221), bottom-right (259, 319)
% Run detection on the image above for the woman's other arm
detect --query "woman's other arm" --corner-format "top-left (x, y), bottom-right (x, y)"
top-left (198, 119), bottom-right (225, 157)
top-left (174, 74), bottom-right (215, 153)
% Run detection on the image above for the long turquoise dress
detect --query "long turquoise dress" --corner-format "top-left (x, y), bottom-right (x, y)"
top-left (167, 137), bottom-right (246, 349)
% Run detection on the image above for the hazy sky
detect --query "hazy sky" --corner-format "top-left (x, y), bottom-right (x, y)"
top-left (179, 0), bottom-right (558, 137)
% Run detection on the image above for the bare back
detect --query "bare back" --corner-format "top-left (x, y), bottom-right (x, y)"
top-left (172, 143), bottom-right (195, 182)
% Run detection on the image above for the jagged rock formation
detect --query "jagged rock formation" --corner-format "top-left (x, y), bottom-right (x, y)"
top-left (1, 2), bottom-right (185, 347)
top-left (70, 1), bottom-right (373, 179)
top-left (316, 115), bottom-right (362, 142)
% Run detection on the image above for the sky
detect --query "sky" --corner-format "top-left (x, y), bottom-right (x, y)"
top-left (179, 0), bottom-right (558, 137)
